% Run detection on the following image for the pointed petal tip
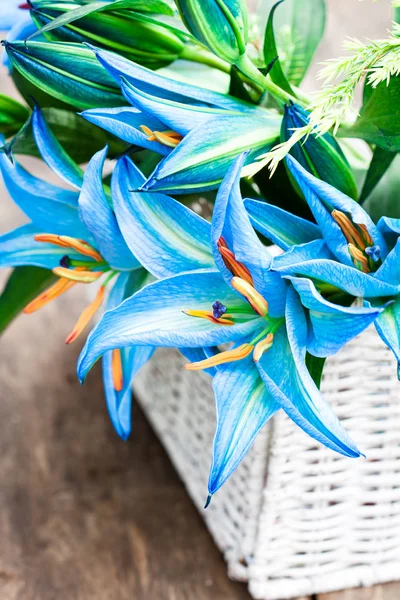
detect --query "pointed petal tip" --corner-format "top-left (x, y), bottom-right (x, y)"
top-left (204, 494), bottom-right (212, 509)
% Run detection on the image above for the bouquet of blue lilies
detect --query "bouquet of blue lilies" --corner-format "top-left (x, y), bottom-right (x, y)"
top-left (1, 0), bottom-right (400, 505)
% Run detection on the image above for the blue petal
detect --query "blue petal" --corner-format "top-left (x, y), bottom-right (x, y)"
top-left (374, 238), bottom-right (400, 286)
top-left (78, 147), bottom-right (139, 271)
top-left (89, 45), bottom-right (257, 112)
top-left (273, 239), bottom-right (333, 269)
top-left (212, 153), bottom-right (287, 317)
top-left (286, 155), bottom-right (388, 263)
top-left (208, 357), bottom-right (279, 495)
top-left (0, 223), bottom-right (82, 269)
top-left (80, 106), bottom-right (171, 156)
top-left (244, 198), bottom-right (321, 250)
top-left (257, 290), bottom-right (362, 458)
top-left (111, 157), bottom-right (214, 278)
top-left (121, 77), bottom-right (241, 136)
top-left (369, 297), bottom-right (400, 372)
top-left (377, 216), bottom-right (400, 247)
top-left (102, 272), bottom-right (154, 440)
top-left (141, 114), bottom-right (280, 194)
top-left (275, 258), bottom-right (399, 298)
top-left (0, 152), bottom-right (89, 238)
top-left (78, 270), bottom-right (262, 382)
top-left (287, 276), bottom-right (385, 356)
top-left (32, 105), bottom-right (84, 189)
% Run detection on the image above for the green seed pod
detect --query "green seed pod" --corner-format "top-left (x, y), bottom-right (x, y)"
top-left (175, 0), bottom-right (248, 64)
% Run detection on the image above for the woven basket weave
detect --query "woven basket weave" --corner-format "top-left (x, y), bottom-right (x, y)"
top-left (133, 326), bottom-right (400, 600)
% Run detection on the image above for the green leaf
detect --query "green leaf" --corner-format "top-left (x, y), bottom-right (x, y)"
top-left (306, 353), bottom-right (326, 390)
top-left (259, 0), bottom-right (325, 85)
top-left (28, 0), bottom-right (173, 39)
top-left (263, 1), bottom-right (295, 96)
top-left (360, 146), bottom-right (397, 203)
top-left (345, 76), bottom-right (400, 152)
top-left (0, 267), bottom-right (57, 335)
top-left (5, 40), bottom-right (125, 110)
top-left (8, 107), bottom-right (128, 163)
top-left (363, 154), bottom-right (400, 221)
top-left (0, 94), bottom-right (30, 138)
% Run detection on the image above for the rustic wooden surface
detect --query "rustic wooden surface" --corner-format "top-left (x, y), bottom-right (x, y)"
top-left (0, 1), bottom-right (399, 598)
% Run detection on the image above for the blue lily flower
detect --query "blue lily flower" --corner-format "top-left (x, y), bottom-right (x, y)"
top-left (81, 45), bottom-right (281, 194)
top-left (246, 156), bottom-right (400, 367)
top-left (0, 106), bottom-right (213, 438)
top-left (78, 153), bottom-right (383, 502)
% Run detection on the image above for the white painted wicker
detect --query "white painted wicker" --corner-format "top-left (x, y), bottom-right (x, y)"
top-left (133, 326), bottom-right (400, 600)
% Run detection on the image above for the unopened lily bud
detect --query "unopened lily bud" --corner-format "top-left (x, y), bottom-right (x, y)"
top-left (175, 0), bottom-right (248, 64)
top-left (282, 103), bottom-right (358, 200)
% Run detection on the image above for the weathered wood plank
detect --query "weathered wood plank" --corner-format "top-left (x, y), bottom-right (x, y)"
top-left (319, 582), bottom-right (400, 600)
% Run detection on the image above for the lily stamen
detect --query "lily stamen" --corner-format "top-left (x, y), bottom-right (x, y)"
top-left (52, 267), bottom-right (105, 283)
top-left (231, 276), bottom-right (269, 317)
top-left (112, 349), bottom-right (124, 392)
top-left (65, 285), bottom-right (106, 344)
top-left (348, 244), bottom-right (370, 274)
top-left (34, 234), bottom-right (103, 262)
top-left (184, 343), bottom-right (254, 371)
top-left (140, 125), bottom-right (183, 148)
top-left (183, 309), bottom-right (234, 326)
top-left (24, 278), bottom-right (77, 314)
top-left (253, 333), bottom-right (274, 362)
top-left (218, 237), bottom-right (253, 285)
top-left (331, 210), bottom-right (366, 249)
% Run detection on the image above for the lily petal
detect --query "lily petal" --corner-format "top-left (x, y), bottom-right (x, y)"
top-left (273, 240), bottom-right (333, 268)
top-left (244, 198), bottom-right (321, 250)
top-left (370, 297), bottom-right (400, 376)
top-left (121, 77), bottom-right (240, 136)
top-left (80, 106), bottom-right (171, 156)
top-left (112, 157), bottom-right (214, 278)
top-left (257, 289), bottom-right (362, 458)
top-left (212, 153), bottom-right (287, 317)
top-left (374, 238), bottom-right (400, 286)
top-left (0, 152), bottom-right (89, 239)
top-left (0, 223), bottom-right (82, 269)
top-left (275, 258), bottom-right (400, 298)
top-left (286, 155), bottom-right (388, 263)
top-left (78, 147), bottom-right (139, 271)
top-left (89, 44), bottom-right (256, 112)
top-left (142, 114), bottom-right (280, 194)
top-left (102, 271), bottom-right (154, 440)
top-left (32, 105), bottom-right (84, 189)
top-left (208, 356), bottom-right (279, 495)
top-left (287, 276), bottom-right (385, 356)
top-left (77, 270), bottom-right (262, 382)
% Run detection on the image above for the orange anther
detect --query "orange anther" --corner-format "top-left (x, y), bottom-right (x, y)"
top-left (65, 286), bottom-right (106, 344)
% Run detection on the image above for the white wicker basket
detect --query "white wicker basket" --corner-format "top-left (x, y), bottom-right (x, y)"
top-left (133, 326), bottom-right (400, 600)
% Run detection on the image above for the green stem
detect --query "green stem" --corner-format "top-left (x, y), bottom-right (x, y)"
top-left (250, 317), bottom-right (285, 345)
top-left (180, 44), bottom-right (231, 74)
top-left (235, 53), bottom-right (306, 107)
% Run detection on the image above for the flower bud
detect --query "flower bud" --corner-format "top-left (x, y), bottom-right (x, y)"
top-left (282, 102), bottom-right (358, 200)
top-left (29, 0), bottom-right (187, 70)
top-left (175, 0), bottom-right (248, 64)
